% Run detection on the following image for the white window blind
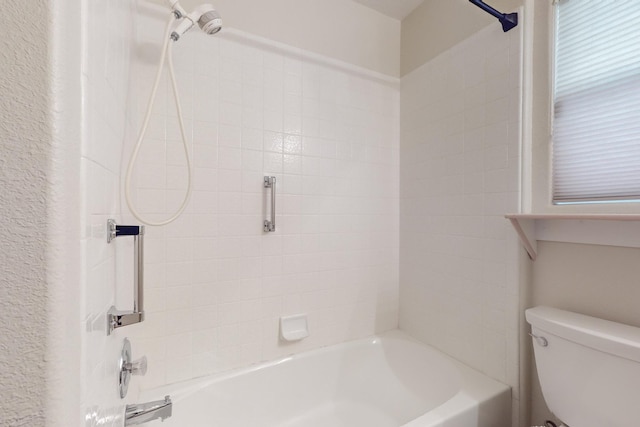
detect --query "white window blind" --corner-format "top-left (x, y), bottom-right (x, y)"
top-left (552, 0), bottom-right (640, 203)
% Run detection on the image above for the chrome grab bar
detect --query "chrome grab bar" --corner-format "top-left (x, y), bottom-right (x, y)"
top-left (264, 176), bottom-right (276, 232)
top-left (107, 219), bottom-right (145, 335)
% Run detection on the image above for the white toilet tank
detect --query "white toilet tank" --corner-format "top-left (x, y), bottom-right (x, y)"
top-left (526, 306), bottom-right (640, 427)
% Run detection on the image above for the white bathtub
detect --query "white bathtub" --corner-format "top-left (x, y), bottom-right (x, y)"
top-left (141, 331), bottom-right (510, 427)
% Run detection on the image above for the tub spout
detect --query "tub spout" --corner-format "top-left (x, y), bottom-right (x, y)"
top-left (125, 396), bottom-right (172, 426)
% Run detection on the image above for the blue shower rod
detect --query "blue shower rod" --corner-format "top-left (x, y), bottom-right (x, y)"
top-left (469, 0), bottom-right (518, 32)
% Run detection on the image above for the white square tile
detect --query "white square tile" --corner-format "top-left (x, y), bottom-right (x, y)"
top-left (100, 24), bottom-right (404, 394)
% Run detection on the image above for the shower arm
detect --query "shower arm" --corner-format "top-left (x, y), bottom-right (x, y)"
top-left (468, 0), bottom-right (518, 32)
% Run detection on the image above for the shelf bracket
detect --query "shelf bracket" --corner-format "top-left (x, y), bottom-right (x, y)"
top-left (507, 216), bottom-right (537, 260)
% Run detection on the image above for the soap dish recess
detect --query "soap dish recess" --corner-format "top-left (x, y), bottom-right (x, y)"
top-left (280, 314), bottom-right (309, 341)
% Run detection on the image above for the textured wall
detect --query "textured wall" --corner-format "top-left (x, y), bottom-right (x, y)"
top-left (400, 22), bottom-right (524, 426)
top-left (0, 1), bottom-right (51, 425)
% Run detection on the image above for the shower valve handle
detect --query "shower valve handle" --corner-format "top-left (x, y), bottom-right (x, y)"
top-left (125, 356), bottom-right (148, 376)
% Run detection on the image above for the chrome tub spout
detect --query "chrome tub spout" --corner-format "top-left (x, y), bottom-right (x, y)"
top-left (125, 396), bottom-right (172, 426)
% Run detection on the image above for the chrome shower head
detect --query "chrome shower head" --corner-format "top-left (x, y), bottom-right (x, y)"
top-left (197, 9), bottom-right (222, 35)
top-left (171, 4), bottom-right (222, 41)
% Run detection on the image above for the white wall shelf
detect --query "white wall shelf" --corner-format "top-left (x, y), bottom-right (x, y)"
top-left (505, 214), bottom-right (640, 261)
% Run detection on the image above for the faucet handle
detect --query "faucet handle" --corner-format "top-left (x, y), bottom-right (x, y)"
top-left (119, 339), bottom-right (148, 398)
top-left (125, 356), bottom-right (148, 376)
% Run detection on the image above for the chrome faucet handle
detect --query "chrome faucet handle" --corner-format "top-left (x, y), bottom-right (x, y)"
top-left (529, 332), bottom-right (548, 347)
top-left (119, 339), bottom-right (148, 398)
top-left (125, 356), bottom-right (148, 376)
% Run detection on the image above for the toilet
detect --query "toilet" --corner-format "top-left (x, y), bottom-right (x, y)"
top-left (526, 306), bottom-right (640, 427)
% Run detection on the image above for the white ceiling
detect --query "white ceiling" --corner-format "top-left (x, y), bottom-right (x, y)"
top-left (351, 0), bottom-right (425, 20)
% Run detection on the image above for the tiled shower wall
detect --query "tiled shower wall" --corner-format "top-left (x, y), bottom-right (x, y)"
top-left (126, 7), bottom-right (400, 389)
top-left (79, 4), bottom-right (523, 426)
top-left (399, 24), bottom-right (522, 425)
top-left (81, 0), bottom-right (136, 425)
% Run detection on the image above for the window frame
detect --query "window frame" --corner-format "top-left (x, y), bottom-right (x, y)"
top-left (549, 0), bottom-right (640, 207)
top-left (525, 0), bottom-right (640, 215)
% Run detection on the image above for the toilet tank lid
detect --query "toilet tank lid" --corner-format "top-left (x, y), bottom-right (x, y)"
top-left (526, 306), bottom-right (640, 364)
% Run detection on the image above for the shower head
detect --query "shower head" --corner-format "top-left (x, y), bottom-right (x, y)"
top-left (170, 3), bottom-right (222, 41)
top-left (197, 9), bottom-right (223, 35)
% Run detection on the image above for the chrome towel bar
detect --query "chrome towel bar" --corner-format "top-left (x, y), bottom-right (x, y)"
top-left (107, 219), bottom-right (145, 335)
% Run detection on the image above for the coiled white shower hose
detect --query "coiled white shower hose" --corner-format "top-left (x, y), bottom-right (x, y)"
top-left (125, 13), bottom-right (192, 226)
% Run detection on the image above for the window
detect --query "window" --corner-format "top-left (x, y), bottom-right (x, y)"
top-left (552, 0), bottom-right (640, 204)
